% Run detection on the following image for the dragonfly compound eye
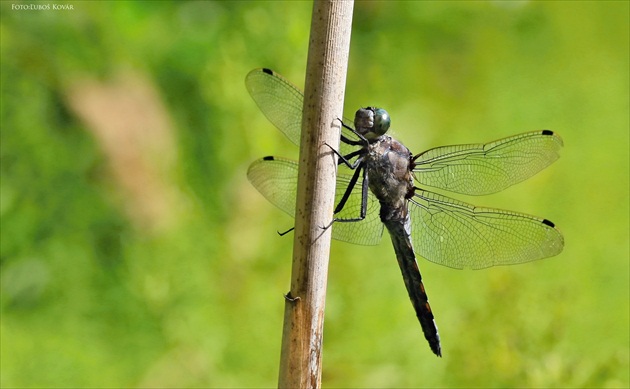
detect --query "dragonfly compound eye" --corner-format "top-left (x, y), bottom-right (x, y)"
top-left (373, 108), bottom-right (391, 136)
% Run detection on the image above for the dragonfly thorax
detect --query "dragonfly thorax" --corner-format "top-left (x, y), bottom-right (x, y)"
top-left (354, 107), bottom-right (391, 141)
top-left (366, 135), bottom-right (415, 214)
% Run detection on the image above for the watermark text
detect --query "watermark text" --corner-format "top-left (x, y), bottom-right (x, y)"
top-left (11, 3), bottom-right (75, 11)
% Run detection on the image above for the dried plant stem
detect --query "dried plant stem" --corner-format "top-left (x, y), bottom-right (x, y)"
top-left (277, 1), bottom-right (354, 388)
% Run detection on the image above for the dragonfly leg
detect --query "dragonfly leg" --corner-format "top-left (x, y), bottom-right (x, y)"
top-left (277, 227), bottom-right (295, 236)
top-left (278, 162), bottom-right (367, 235)
top-left (276, 162), bottom-right (366, 236)
top-left (284, 291), bottom-right (300, 302)
top-left (322, 162), bottom-right (370, 231)
top-left (324, 142), bottom-right (364, 169)
top-left (336, 118), bottom-right (368, 147)
top-left (334, 162), bottom-right (364, 215)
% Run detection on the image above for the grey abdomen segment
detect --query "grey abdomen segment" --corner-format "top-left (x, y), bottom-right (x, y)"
top-left (384, 216), bottom-right (442, 357)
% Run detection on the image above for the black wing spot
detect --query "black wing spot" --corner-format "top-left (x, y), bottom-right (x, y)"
top-left (542, 129), bottom-right (554, 136)
top-left (542, 219), bottom-right (556, 228)
top-left (262, 156), bottom-right (275, 161)
top-left (262, 68), bottom-right (273, 75)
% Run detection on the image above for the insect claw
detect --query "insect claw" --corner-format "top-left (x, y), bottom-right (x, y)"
top-left (319, 219), bottom-right (335, 231)
top-left (277, 227), bottom-right (295, 236)
top-left (284, 291), bottom-right (300, 302)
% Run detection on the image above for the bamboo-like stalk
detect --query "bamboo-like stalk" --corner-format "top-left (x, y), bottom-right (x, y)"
top-left (277, 1), bottom-right (354, 388)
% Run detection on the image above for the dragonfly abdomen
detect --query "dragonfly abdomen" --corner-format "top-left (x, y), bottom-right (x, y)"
top-left (383, 211), bottom-right (442, 357)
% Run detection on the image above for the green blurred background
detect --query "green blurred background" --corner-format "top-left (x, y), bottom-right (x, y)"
top-left (1, 1), bottom-right (628, 387)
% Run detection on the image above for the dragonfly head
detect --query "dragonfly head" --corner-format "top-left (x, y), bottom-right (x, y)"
top-left (354, 107), bottom-right (391, 140)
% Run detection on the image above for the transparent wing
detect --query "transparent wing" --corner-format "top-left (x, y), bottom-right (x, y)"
top-left (408, 189), bottom-right (564, 270)
top-left (413, 131), bottom-right (563, 195)
top-left (246, 68), bottom-right (303, 146)
top-left (247, 156), bottom-right (384, 246)
top-left (245, 68), bottom-right (362, 155)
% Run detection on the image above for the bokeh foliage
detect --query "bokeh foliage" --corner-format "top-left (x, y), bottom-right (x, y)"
top-left (1, 1), bottom-right (628, 388)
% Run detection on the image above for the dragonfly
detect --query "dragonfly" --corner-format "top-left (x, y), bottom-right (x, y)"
top-left (246, 68), bottom-right (564, 357)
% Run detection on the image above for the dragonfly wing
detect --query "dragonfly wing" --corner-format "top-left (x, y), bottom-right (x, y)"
top-left (247, 156), bottom-right (299, 216)
top-left (413, 130), bottom-right (563, 195)
top-left (408, 189), bottom-right (564, 270)
top-left (246, 68), bottom-right (303, 146)
top-left (246, 68), bottom-right (362, 156)
top-left (247, 156), bottom-right (384, 246)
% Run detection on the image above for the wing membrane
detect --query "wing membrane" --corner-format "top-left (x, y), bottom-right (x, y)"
top-left (246, 69), bottom-right (303, 146)
top-left (246, 68), bottom-right (362, 154)
top-left (247, 156), bottom-right (384, 246)
top-left (413, 131), bottom-right (563, 195)
top-left (408, 189), bottom-right (564, 270)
